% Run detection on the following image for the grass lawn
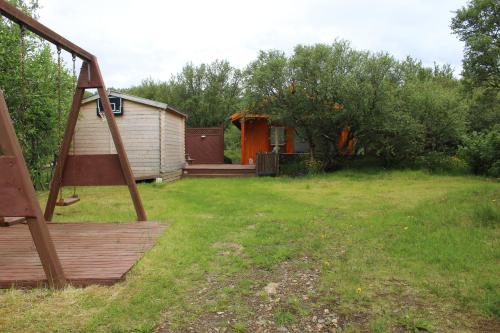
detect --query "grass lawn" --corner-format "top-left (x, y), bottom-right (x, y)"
top-left (0, 170), bottom-right (498, 332)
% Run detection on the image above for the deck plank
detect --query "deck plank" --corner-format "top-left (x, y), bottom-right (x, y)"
top-left (0, 222), bottom-right (166, 288)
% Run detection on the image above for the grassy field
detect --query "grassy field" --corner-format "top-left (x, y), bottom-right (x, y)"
top-left (0, 170), bottom-right (498, 332)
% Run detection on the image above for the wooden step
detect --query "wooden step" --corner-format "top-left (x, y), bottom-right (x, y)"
top-left (182, 164), bottom-right (256, 178)
top-left (184, 169), bottom-right (255, 175)
top-left (183, 173), bottom-right (255, 178)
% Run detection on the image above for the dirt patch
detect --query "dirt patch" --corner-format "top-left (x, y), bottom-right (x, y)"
top-left (155, 259), bottom-right (499, 333)
top-left (156, 257), bottom-right (342, 333)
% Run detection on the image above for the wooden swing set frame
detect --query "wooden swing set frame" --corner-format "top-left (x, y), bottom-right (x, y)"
top-left (0, 1), bottom-right (147, 287)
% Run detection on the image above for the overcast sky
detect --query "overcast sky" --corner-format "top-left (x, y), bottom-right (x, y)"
top-left (38, 0), bottom-right (467, 88)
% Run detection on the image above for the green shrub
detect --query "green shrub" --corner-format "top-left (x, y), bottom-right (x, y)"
top-left (280, 159), bottom-right (308, 177)
top-left (458, 126), bottom-right (500, 177)
top-left (224, 126), bottom-right (241, 164)
top-left (415, 152), bottom-right (469, 174)
top-left (304, 158), bottom-right (324, 175)
top-left (279, 154), bottom-right (324, 177)
top-left (367, 112), bottom-right (426, 166)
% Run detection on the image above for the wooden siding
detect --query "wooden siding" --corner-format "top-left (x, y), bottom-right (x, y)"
top-left (160, 169), bottom-right (183, 182)
top-left (74, 100), bottom-right (164, 179)
top-left (162, 112), bottom-right (185, 173)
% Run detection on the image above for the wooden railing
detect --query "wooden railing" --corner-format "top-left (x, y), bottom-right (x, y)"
top-left (256, 152), bottom-right (279, 176)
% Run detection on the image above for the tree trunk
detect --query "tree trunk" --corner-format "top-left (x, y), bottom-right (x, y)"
top-left (308, 137), bottom-right (316, 161)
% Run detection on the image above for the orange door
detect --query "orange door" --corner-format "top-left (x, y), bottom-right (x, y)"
top-left (242, 119), bottom-right (271, 164)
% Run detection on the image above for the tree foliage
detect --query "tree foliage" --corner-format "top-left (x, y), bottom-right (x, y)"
top-left (451, 0), bottom-right (500, 88)
top-left (451, 0), bottom-right (499, 176)
top-left (459, 125), bottom-right (500, 176)
top-left (243, 41), bottom-right (466, 167)
top-left (125, 60), bottom-right (242, 128)
top-left (0, 0), bottom-right (74, 188)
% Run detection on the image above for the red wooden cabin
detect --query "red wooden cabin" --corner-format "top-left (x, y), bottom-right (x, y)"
top-left (231, 112), bottom-right (353, 165)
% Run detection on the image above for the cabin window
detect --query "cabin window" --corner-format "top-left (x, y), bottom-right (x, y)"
top-left (270, 126), bottom-right (286, 146)
top-left (96, 97), bottom-right (123, 117)
top-left (294, 133), bottom-right (310, 153)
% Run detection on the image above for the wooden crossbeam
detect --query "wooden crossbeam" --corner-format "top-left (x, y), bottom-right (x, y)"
top-left (0, 1), bottom-right (93, 61)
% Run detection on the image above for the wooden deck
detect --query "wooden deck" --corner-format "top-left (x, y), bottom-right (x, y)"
top-left (0, 222), bottom-right (166, 288)
top-left (183, 164), bottom-right (256, 177)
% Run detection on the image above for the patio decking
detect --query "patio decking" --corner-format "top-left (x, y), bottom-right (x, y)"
top-left (183, 164), bottom-right (255, 177)
top-left (0, 221), bottom-right (166, 288)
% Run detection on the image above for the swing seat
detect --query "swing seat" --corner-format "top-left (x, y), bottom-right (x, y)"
top-left (56, 195), bottom-right (80, 207)
top-left (0, 217), bottom-right (26, 227)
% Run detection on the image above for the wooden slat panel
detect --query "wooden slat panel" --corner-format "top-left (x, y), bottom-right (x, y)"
top-left (256, 152), bottom-right (279, 176)
top-left (62, 154), bottom-right (126, 186)
top-left (0, 156), bottom-right (36, 217)
top-left (0, 222), bottom-right (166, 288)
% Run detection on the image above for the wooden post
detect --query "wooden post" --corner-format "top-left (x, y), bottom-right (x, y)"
top-left (0, 90), bottom-right (66, 288)
top-left (240, 117), bottom-right (246, 165)
top-left (94, 59), bottom-right (146, 221)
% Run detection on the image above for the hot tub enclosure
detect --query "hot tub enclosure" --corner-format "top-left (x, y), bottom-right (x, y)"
top-left (74, 91), bottom-right (186, 182)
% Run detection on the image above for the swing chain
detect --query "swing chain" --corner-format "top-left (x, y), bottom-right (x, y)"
top-left (56, 45), bottom-right (63, 204)
top-left (19, 24), bottom-right (26, 118)
top-left (72, 53), bottom-right (77, 89)
top-left (56, 45), bottom-right (62, 139)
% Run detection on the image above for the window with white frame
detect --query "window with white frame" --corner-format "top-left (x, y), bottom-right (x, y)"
top-left (270, 126), bottom-right (286, 146)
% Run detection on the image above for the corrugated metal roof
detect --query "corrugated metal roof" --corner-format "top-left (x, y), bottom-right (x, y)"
top-left (81, 90), bottom-right (186, 118)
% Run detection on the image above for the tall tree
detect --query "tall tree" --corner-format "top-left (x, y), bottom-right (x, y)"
top-left (451, 0), bottom-right (499, 132)
top-left (451, 0), bottom-right (500, 88)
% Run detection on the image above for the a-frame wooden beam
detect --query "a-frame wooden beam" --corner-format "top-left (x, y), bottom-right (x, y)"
top-left (0, 90), bottom-right (66, 288)
top-left (44, 58), bottom-right (147, 222)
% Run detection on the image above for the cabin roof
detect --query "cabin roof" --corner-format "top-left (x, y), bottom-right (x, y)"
top-left (230, 112), bottom-right (270, 122)
top-left (81, 90), bottom-right (186, 118)
top-left (230, 112), bottom-right (271, 129)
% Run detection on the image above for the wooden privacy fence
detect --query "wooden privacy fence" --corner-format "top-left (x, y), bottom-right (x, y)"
top-left (256, 152), bottom-right (279, 176)
top-left (185, 127), bottom-right (224, 164)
